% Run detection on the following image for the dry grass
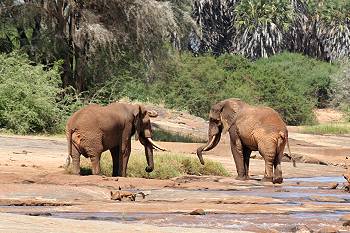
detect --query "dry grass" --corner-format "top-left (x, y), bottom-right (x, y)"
top-left (300, 123), bottom-right (350, 135)
top-left (68, 151), bottom-right (230, 179)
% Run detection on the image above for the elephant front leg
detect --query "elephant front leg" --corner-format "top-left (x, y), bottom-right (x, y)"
top-left (229, 132), bottom-right (246, 180)
top-left (118, 139), bottom-right (131, 177)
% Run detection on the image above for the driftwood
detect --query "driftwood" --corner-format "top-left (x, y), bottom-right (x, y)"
top-left (110, 191), bottom-right (147, 202)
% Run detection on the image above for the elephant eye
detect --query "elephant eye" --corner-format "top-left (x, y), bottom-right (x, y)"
top-left (210, 118), bottom-right (220, 124)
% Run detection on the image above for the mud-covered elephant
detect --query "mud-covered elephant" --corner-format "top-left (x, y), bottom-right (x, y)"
top-left (65, 102), bottom-right (166, 177)
top-left (197, 98), bottom-right (295, 184)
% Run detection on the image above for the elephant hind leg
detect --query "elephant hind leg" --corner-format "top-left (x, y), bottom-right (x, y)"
top-left (243, 147), bottom-right (252, 179)
top-left (273, 140), bottom-right (286, 184)
top-left (273, 159), bottom-right (283, 184)
top-left (259, 148), bottom-right (275, 183)
top-left (71, 146), bottom-right (81, 175)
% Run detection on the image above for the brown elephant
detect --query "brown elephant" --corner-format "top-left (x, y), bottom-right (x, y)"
top-left (197, 98), bottom-right (295, 184)
top-left (65, 102), bottom-right (166, 177)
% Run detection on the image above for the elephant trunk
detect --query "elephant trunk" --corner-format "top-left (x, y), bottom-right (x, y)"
top-left (144, 142), bottom-right (154, 173)
top-left (139, 136), bottom-right (154, 173)
top-left (196, 133), bottom-right (221, 165)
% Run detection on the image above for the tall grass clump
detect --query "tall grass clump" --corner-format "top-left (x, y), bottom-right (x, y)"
top-left (74, 152), bottom-right (231, 179)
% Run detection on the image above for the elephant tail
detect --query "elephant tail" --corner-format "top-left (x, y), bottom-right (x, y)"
top-left (65, 128), bottom-right (75, 168)
top-left (279, 132), bottom-right (296, 167)
top-left (286, 138), bottom-right (296, 167)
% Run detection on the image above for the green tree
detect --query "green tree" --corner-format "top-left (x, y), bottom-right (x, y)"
top-left (0, 52), bottom-right (62, 134)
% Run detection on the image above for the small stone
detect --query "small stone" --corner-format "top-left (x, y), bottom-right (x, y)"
top-left (291, 224), bottom-right (313, 233)
top-left (21, 164), bottom-right (27, 167)
top-left (189, 208), bottom-right (206, 215)
top-left (340, 214), bottom-right (350, 221)
top-left (317, 226), bottom-right (339, 233)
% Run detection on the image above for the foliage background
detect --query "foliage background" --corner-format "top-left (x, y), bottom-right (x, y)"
top-left (0, 0), bottom-right (349, 134)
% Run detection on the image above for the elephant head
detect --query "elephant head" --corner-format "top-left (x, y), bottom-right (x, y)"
top-left (132, 105), bottom-right (166, 173)
top-left (197, 98), bottom-right (246, 165)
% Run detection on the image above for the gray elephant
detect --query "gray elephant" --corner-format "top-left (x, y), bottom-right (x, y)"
top-left (65, 102), bottom-right (166, 177)
top-left (197, 98), bottom-right (295, 184)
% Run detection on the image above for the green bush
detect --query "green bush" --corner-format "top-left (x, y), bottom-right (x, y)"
top-left (88, 52), bottom-right (338, 126)
top-left (0, 52), bottom-right (63, 134)
top-left (246, 52), bottom-right (337, 125)
top-left (74, 152), bottom-right (231, 179)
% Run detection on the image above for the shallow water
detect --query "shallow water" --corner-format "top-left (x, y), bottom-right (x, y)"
top-left (285, 176), bottom-right (346, 183)
top-left (46, 211), bottom-right (348, 232)
top-left (10, 176), bottom-right (350, 232)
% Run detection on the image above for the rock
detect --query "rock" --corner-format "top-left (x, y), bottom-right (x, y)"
top-left (344, 173), bottom-right (350, 183)
top-left (328, 183), bottom-right (339, 189)
top-left (340, 214), bottom-right (350, 226)
top-left (318, 183), bottom-right (339, 190)
top-left (340, 214), bottom-right (350, 221)
top-left (343, 220), bottom-right (350, 226)
top-left (317, 226), bottom-right (339, 233)
top-left (27, 212), bottom-right (52, 216)
top-left (189, 209), bottom-right (206, 215)
top-left (309, 195), bottom-right (346, 203)
top-left (291, 224), bottom-right (313, 233)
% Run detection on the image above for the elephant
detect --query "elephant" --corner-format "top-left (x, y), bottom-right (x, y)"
top-left (65, 102), bottom-right (166, 177)
top-left (196, 98), bottom-right (295, 184)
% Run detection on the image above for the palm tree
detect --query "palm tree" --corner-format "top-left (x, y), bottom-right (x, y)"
top-left (231, 0), bottom-right (294, 59)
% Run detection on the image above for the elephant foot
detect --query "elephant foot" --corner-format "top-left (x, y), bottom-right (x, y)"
top-left (261, 176), bottom-right (273, 183)
top-left (273, 177), bottom-right (283, 184)
top-left (235, 175), bottom-right (248, 181)
top-left (71, 169), bottom-right (80, 175)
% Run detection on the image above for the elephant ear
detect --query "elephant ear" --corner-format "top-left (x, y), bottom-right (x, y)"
top-left (209, 101), bottom-right (225, 121)
top-left (133, 105), bottom-right (149, 140)
top-left (220, 99), bottom-right (242, 134)
top-left (132, 105), bottom-right (142, 141)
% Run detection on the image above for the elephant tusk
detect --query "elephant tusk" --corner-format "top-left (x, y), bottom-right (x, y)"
top-left (203, 135), bottom-right (216, 151)
top-left (147, 138), bottom-right (167, 151)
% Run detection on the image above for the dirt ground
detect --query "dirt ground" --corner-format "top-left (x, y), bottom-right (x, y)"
top-left (0, 132), bottom-right (349, 232)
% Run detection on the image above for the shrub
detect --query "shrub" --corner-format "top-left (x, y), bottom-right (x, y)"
top-left (247, 52), bottom-right (337, 125)
top-left (0, 52), bottom-right (63, 134)
top-left (73, 152), bottom-right (231, 179)
top-left (330, 59), bottom-right (350, 121)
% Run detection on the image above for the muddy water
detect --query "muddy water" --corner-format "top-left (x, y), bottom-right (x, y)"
top-left (11, 176), bottom-right (350, 233)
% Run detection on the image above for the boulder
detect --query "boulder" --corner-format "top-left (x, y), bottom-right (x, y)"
top-left (189, 209), bottom-right (206, 215)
